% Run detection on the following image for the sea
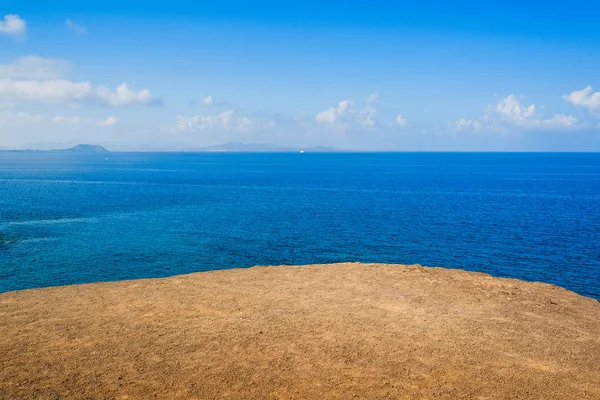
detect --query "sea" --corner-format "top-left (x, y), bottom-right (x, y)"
top-left (0, 152), bottom-right (599, 300)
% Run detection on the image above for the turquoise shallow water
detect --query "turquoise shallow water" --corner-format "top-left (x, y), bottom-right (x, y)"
top-left (0, 152), bottom-right (599, 300)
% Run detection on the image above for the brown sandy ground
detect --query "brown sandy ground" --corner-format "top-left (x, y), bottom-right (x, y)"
top-left (0, 263), bottom-right (599, 399)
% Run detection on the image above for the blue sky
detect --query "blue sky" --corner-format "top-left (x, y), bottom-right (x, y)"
top-left (1, 1), bottom-right (600, 150)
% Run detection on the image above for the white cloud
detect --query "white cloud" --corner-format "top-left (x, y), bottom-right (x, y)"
top-left (497, 95), bottom-right (577, 129)
top-left (201, 95), bottom-right (215, 106)
top-left (66, 19), bottom-right (86, 34)
top-left (496, 95), bottom-right (536, 123)
top-left (396, 114), bottom-right (408, 128)
top-left (455, 94), bottom-right (578, 133)
top-left (545, 114), bottom-right (578, 127)
top-left (336, 99), bottom-right (353, 115)
top-left (358, 107), bottom-right (376, 127)
top-left (313, 93), bottom-right (410, 132)
top-left (315, 100), bottom-right (354, 124)
top-left (358, 92), bottom-right (380, 127)
top-left (455, 118), bottom-right (482, 130)
top-left (315, 107), bottom-right (337, 124)
top-left (175, 109), bottom-right (253, 132)
top-left (315, 93), bottom-right (404, 130)
top-left (99, 116), bottom-right (117, 127)
top-left (0, 79), bottom-right (89, 102)
top-left (0, 57), bottom-right (161, 107)
top-left (0, 57), bottom-right (73, 80)
top-left (563, 86), bottom-right (600, 111)
top-left (0, 15), bottom-right (26, 38)
top-left (0, 79), bottom-right (162, 107)
top-left (96, 83), bottom-right (159, 106)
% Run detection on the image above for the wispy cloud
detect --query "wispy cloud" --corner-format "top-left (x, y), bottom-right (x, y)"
top-left (191, 95), bottom-right (232, 108)
top-left (396, 115), bottom-right (408, 128)
top-left (99, 116), bottom-right (117, 126)
top-left (0, 79), bottom-right (163, 107)
top-left (0, 57), bottom-right (73, 80)
top-left (453, 94), bottom-right (578, 134)
top-left (25, 113), bottom-right (117, 127)
top-left (0, 110), bottom-right (42, 125)
top-left (66, 19), bottom-right (86, 34)
top-left (52, 116), bottom-right (82, 125)
top-left (0, 57), bottom-right (162, 107)
top-left (175, 109), bottom-right (252, 132)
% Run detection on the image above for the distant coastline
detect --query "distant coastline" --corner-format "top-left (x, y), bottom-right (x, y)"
top-left (1, 144), bottom-right (110, 154)
top-left (3, 144), bottom-right (600, 153)
top-left (0, 142), bottom-right (342, 153)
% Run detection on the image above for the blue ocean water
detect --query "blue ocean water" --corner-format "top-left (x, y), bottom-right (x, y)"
top-left (0, 152), bottom-right (599, 300)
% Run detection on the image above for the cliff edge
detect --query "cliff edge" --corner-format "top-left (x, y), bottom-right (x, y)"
top-left (1, 263), bottom-right (599, 399)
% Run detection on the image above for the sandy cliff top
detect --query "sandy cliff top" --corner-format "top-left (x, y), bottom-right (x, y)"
top-left (1, 263), bottom-right (599, 399)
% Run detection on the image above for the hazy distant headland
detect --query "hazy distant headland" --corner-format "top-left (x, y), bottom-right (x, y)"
top-left (190, 142), bottom-right (338, 153)
top-left (1, 142), bottom-right (341, 153)
top-left (1, 144), bottom-right (110, 154)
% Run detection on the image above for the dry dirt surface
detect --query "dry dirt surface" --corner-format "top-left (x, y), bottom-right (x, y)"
top-left (1, 263), bottom-right (599, 399)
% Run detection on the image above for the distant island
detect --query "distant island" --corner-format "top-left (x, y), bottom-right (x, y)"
top-left (0, 144), bottom-right (111, 153)
top-left (60, 144), bottom-right (111, 153)
top-left (1, 142), bottom-right (340, 153)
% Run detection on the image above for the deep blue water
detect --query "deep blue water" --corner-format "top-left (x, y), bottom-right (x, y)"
top-left (0, 152), bottom-right (599, 300)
